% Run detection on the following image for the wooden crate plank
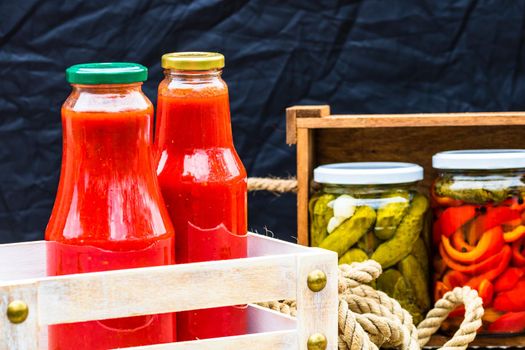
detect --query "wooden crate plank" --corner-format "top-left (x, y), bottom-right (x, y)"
top-left (248, 233), bottom-right (312, 256)
top-left (0, 282), bottom-right (39, 349)
top-left (314, 125), bottom-right (525, 188)
top-left (37, 254), bottom-right (297, 325)
top-left (0, 241), bottom-right (46, 281)
top-left (296, 128), bottom-right (315, 246)
top-left (296, 112), bottom-right (525, 129)
top-left (425, 334), bottom-right (525, 349)
top-left (0, 233), bottom-right (307, 281)
top-left (286, 105), bottom-right (329, 144)
top-left (123, 330), bottom-right (298, 350)
top-left (295, 251), bottom-right (339, 350)
top-left (247, 304), bottom-right (296, 334)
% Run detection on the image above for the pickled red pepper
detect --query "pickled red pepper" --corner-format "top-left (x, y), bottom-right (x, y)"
top-left (432, 150), bottom-right (525, 334)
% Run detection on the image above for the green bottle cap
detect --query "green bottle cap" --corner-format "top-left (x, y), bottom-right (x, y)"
top-left (66, 62), bottom-right (148, 84)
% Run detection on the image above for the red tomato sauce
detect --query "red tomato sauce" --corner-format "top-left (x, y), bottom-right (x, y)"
top-left (155, 89), bottom-right (248, 340)
top-left (46, 106), bottom-right (175, 349)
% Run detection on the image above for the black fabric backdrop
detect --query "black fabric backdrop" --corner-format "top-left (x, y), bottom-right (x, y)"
top-left (1, 0), bottom-right (524, 244)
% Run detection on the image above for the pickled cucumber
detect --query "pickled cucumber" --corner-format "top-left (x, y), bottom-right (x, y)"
top-left (411, 237), bottom-right (429, 280)
top-left (398, 254), bottom-right (431, 311)
top-left (319, 206), bottom-right (376, 257)
top-left (339, 248), bottom-right (368, 265)
top-left (309, 185), bottom-right (430, 325)
top-left (310, 194), bottom-right (335, 246)
top-left (375, 197), bottom-right (409, 240)
top-left (376, 268), bottom-right (402, 296)
top-left (358, 231), bottom-right (381, 254)
top-left (376, 268), bottom-right (424, 325)
top-left (370, 194), bottom-right (428, 268)
top-left (393, 276), bottom-right (423, 325)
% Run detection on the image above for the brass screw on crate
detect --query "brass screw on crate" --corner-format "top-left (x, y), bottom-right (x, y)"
top-left (7, 300), bottom-right (29, 324)
top-left (307, 269), bottom-right (327, 292)
top-left (307, 333), bottom-right (327, 350)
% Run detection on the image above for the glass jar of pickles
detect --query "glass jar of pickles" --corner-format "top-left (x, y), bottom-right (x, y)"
top-left (432, 150), bottom-right (525, 334)
top-left (310, 162), bottom-right (430, 324)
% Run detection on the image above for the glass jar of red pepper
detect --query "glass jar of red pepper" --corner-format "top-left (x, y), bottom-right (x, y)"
top-left (432, 150), bottom-right (525, 334)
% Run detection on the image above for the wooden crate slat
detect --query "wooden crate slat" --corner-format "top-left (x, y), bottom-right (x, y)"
top-left (0, 241), bottom-right (46, 281)
top-left (123, 330), bottom-right (298, 350)
top-left (248, 233), bottom-right (312, 256)
top-left (125, 306), bottom-right (298, 349)
top-left (296, 128), bottom-right (315, 246)
top-left (425, 334), bottom-right (525, 349)
top-left (0, 234), bottom-right (311, 282)
top-left (295, 250), bottom-right (338, 350)
top-left (35, 253), bottom-right (298, 325)
top-left (246, 305), bottom-right (296, 334)
top-left (295, 112), bottom-right (525, 130)
top-left (286, 105), bottom-right (330, 144)
top-left (0, 281), bottom-right (39, 349)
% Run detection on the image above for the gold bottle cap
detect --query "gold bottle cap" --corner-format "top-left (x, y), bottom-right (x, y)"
top-left (161, 52), bottom-right (225, 71)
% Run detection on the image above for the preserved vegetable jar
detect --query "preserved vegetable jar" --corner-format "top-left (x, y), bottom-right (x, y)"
top-left (310, 162), bottom-right (430, 324)
top-left (154, 52), bottom-right (247, 340)
top-left (432, 150), bottom-right (525, 334)
top-left (46, 63), bottom-right (175, 349)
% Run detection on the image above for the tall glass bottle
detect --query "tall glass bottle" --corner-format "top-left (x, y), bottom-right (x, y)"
top-left (46, 63), bottom-right (175, 349)
top-left (154, 52), bottom-right (247, 340)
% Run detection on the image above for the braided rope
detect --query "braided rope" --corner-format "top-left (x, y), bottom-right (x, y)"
top-left (260, 261), bottom-right (484, 350)
top-left (247, 177), bottom-right (297, 193)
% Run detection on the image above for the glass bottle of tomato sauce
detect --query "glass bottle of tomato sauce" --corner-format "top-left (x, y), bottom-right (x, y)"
top-left (154, 52), bottom-right (247, 340)
top-left (46, 63), bottom-right (175, 349)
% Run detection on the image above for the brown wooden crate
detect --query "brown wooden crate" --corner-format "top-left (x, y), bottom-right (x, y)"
top-left (288, 105), bottom-right (525, 348)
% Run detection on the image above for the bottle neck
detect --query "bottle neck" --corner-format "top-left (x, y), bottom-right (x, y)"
top-left (165, 69), bottom-right (223, 81)
top-left (63, 83), bottom-right (154, 176)
top-left (155, 69), bottom-right (234, 151)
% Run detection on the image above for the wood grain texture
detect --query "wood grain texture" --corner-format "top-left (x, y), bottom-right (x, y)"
top-left (297, 112), bottom-right (525, 129)
top-left (0, 281), bottom-right (39, 350)
top-left (127, 306), bottom-right (299, 350)
top-left (314, 125), bottom-right (525, 188)
top-left (38, 254), bottom-right (297, 325)
top-left (247, 304), bottom-right (296, 334)
top-left (286, 105), bottom-right (330, 144)
top-left (295, 250), bottom-right (339, 350)
top-left (0, 234), bottom-right (308, 281)
top-left (125, 330), bottom-right (298, 350)
top-left (297, 128), bottom-right (314, 246)
top-left (249, 232), bottom-right (312, 256)
top-left (0, 241), bottom-right (46, 281)
top-left (425, 334), bottom-right (525, 349)
top-left (286, 107), bottom-right (298, 145)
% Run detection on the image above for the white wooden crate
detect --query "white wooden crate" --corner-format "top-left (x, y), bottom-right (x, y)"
top-left (0, 233), bottom-right (338, 350)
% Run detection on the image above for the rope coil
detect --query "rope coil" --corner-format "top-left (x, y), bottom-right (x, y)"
top-left (261, 261), bottom-right (484, 350)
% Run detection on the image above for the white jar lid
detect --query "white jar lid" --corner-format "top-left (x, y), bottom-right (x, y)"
top-left (433, 149), bottom-right (525, 170)
top-left (313, 162), bottom-right (424, 185)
